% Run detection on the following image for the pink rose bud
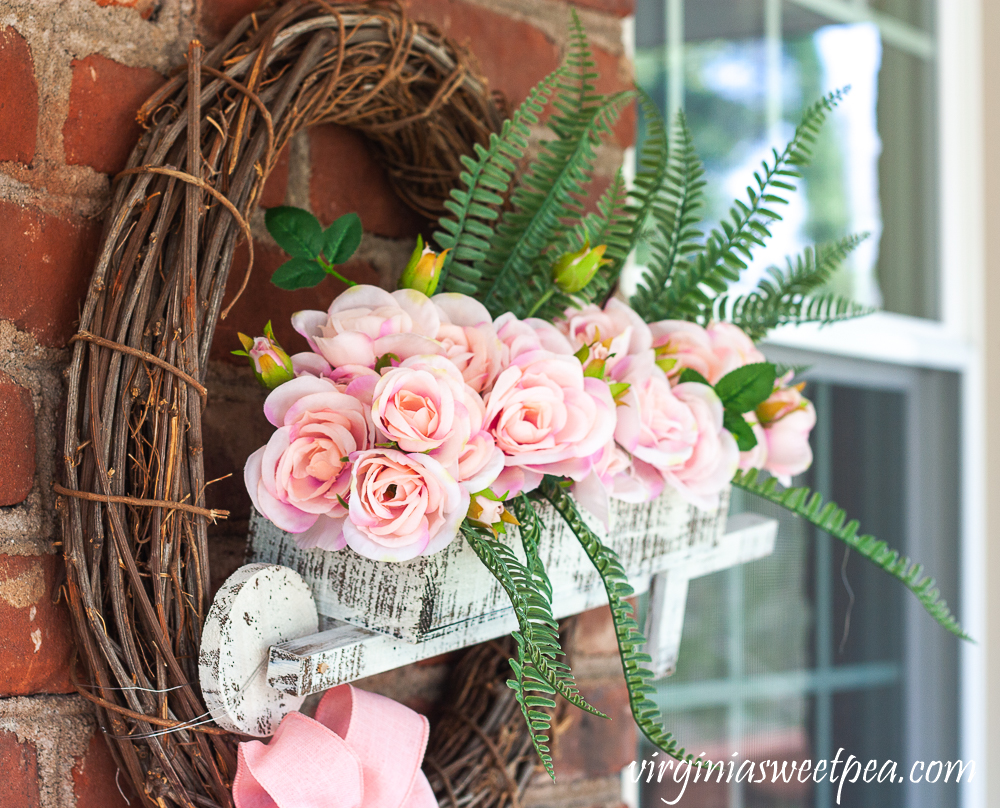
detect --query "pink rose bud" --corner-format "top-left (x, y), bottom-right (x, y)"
top-left (551, 241), bottom-right (608, 294)
top-left (467, 493), bottom-right (518, 535)
top-left (234, 321), bottom-right (295, 389)
top-left (400, 235), bottom-right (448, 296)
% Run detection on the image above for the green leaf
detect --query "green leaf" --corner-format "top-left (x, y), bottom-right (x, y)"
top-left (265, 206), bottom-right (323, 259)
top-left (678, 367), bottom-right (710, 387)
top-left (713, 233), bottom-right (873, 340)
top-left (637, 89), bottom-right (849, 324)
top-left (723, 409), bottom-right (757, 451)
top-left (270, 257), bottom-right (326, 290)
top-left (538, 478), bottom-right (700, 765)
top-left (715, 362), bottom-right (777, 413)
top-left (732, 469), bottom-right (972, 641)
top-left (322, 213), bottom-right (363, 265)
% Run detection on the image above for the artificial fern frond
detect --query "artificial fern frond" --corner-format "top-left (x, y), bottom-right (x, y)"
top-left (538, 478), bottom-right (698, 763)
top-left (648, 89), bottom-right (848, 323)
top-left (480, 91), bottom-right (635, 318)
top-left (550, 169), bottom-right (632, 311)
top-left (435, 69), bottom-right (564, 296)
top-left (732, 469), bottom-right (971, 641)
top-left (461, 521), bottom-right (607, 776)
top-left (630, 109), bottom-right (706, 321)
top-left (713, 233), bottom-right (873, 339)
top-left (550, 10), bottom-right (603, 141)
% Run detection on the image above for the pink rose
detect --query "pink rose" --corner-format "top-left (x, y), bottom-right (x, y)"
top-left (647, 320), bottom-right (720, 382)
top-left (291, 352), bottom-right (380, 395)
top-left (245, 376), bottom-right (374, 551)
top-left (612, 353), bottom-right (737, 509)
top-left (706, 322), bottom-right (766, 380)
top-left (573, 439), bottom-right (663, 527)
top-left (648, 320), bottom-right (764, 384)
top-left (457, 431), bottom-right (505, 494)
top-left (371, 355), bottom-right (484, 467)
top-left (484, 347), bottom-right (616, 494)
top-left (737, 412), bottom-right (769, 471)
top-left (613, 355), bottom-right (701, 471)
top-left (344, 449), bottom-right (469, 561)
top-left (292, 285), bottom-right (443, 369)
top-left (432, 294), bottom-right (505, 393)
top-left (557, 299), bottom-right (652, 371)
top-left (667, 382), bottom-right (740, 508)
top-left (468, 493), bottom-right (505, 528)
top-left (758, 375), bottom-right (816, 485)
top-left (494, 312), bottom-right (575, 362)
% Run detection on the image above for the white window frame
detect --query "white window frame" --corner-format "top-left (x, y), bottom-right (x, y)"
top-left (623, 2), bottom-right (987, 805)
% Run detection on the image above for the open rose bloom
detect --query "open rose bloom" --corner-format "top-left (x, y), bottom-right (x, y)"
top-left (245, 284), bottom-right (815, 560)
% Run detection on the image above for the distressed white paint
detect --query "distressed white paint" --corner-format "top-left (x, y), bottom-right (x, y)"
top-left (199, 564), bottom-right (318, 736)
top-left (263, 511), bottom-right (777, 697)
top-left (248, 488), bottom-right (730, 643)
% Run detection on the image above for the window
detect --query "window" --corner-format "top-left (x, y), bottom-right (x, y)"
top-left (627, 2), bottom-right (983, 806)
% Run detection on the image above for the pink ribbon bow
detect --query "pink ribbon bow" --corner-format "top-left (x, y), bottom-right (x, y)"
top-left (234, 684), bottom-right (437, 808)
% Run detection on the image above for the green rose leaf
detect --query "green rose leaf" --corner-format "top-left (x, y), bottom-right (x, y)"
top-left (678, 367), bottom-right (711, 387)
top-left (723, 409), bottom-right (758, 451)
top-left (270, 257), bottom-right (327, 291)
top-left (322, 212), bottom-right (363, 266)
top-left (265, 206), bottom-right (323, 259)
top-left (715, 362), bottom-right (777, 413)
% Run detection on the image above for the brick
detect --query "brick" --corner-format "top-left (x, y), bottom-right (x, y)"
top-left (406, 0), bottom-right (561, 106)
top-left (549, 680), bottom-right (637, 780)
top-left (0, 27), bottom-right (38, 166)
top-left (570, 0), bottom-right (635, 17)
top-left (0, 732), bottom-right (41, 808)
top-left (63, 54), bottom-right (164, 175)
top-left (0, 555), bottom-right (76, 695)
top-left (199, 0), bottom-right (273, 40)
top-left (405, 0), bottom-right (634, 147)
top-left (258, 142), bottom-right (291, 209)
top-left (570, 598), bottom-right (637, 658)
top-left (210, 239), bottom-right (380, 362)
top-left (0, 373), bottom-right (35, 507)
top-left (308, 124), bottom-right (425, 239)
top-left (73, 734), bottom-right (133, 808)
top-left (88, 0), bottom-right (160, 16)
top-left (0, 200), bottom-right (101, 347)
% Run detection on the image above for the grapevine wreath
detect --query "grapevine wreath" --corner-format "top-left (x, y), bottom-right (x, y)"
top-left (59, 0), bottom-right (969, 805)
top-left (57, 2), bottom-right (527, 805)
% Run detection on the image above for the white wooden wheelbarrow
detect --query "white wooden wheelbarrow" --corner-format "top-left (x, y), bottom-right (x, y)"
top-left (198, 489), bottom-right (778, 736)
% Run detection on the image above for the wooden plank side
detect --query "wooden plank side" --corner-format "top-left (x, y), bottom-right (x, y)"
top-left (248, 488), bottom-right (731, 642)
top-left (265, 512), bottom-right (777, 697)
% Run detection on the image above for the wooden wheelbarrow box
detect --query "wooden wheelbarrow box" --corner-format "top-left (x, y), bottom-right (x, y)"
top-left (202, 488), bottom-right (776, 735)
top-left (248, 490), bottom-right (730, 644)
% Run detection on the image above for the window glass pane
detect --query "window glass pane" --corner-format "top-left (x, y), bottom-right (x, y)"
top-left (632, 0), bottom-right (939, 319)
top-left (637, 372), bottom-right (961, 808)
top-left (868, 0), bottom-right (934, 33)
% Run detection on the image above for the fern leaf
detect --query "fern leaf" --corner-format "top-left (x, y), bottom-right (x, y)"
top-left (461, 521), bottom-right (607, 776)
top-left (713, 233), bottom-right (873, 339)
top-left (550, 10), bottom-right (603, 141)
top-left (547, 169), bottom-right (632, 314)
top-left (538, 479), bottom-right (699, 763)
top-left (647, 89), bottom-right (848, 323)
top-left (435, 70), bottom-right (564, 296)
top-left (480, 91), bottom-right (635, 318)
top-left (630, 109), bottom-right (706, 321)
top-left (732, 469), bottom-right (971, 640)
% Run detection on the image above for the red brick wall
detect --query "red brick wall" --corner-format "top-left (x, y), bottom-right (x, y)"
top-left (0, 0), bottom-right (634, 805)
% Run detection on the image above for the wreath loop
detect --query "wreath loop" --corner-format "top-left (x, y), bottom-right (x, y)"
top-left (60, 2), bottom-right (509, 805)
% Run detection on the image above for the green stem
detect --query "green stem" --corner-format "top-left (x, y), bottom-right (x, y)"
top-left (319, 256), bottom-right (357, 287)
top-left (527, 287), bottom-right (555, 317)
